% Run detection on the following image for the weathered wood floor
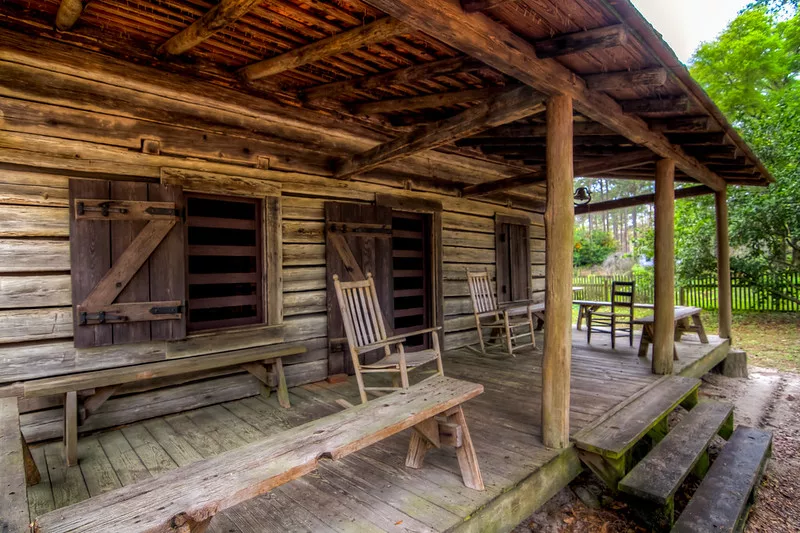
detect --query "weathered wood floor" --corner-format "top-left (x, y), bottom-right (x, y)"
top-left (25, 330), bottom-right (728, 532)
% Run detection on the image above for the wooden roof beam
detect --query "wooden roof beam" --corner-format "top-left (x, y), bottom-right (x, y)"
top-left (621, 96), bottom-right (690, 114)
top-left (334, 85), bottom-right (546, 179)
top-left (461, 0), bottom-right (516, 12)
top-left (470, 122), bottom-right (617, 138)
top-left (462, 149), bottom-right (656, 197)
top-left (55, 0), bottom-right (84, 31)
top-left (302, 56), bottom-right (485, 102)
top-left (350, 86), bottom-right (506, 115)
top-left (575, 185), bottom-right (713, 215)
top-left (535, 25), bottom-right (627, 58)
top-left (360, 0), bottom-right (725, 191)
top-left (158, 0), bottom-right (262, 56)
top-left (585, 68), bottom-right (667, 91)
top-left (240, 17), bottom-right (412, 81)
top-left (649, 116), bottom-right (711, 133)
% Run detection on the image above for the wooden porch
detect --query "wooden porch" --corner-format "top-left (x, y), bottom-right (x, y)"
top-left (24, 331), bottom-right (729, 533)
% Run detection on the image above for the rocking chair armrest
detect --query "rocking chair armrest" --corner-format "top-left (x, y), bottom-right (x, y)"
top-left (355, 336), bottom-right (407, 354)
top-left (475, 310), bottom-right (500, 319)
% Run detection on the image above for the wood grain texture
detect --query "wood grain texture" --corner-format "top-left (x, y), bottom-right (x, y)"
top-left (715, 189), bottom-right (732, 339)
top-left (159, 0), bottom-right (263, 55)
top-left (0, 275), bottom-right (71, 309)
top-left (0, 240), bottom-right (70, 273)
top-left (653, 159), bottom-right (675, 375)
top-left (160, 168), bottom-right (280, 198)
top-left (0, 205), bottom-right (68, 237)
top-left (0, 397), bottom-right (29, 533)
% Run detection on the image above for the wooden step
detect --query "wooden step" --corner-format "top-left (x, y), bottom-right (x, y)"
top-left (672, 426), bottom-right (772, 533)
top-left (574, 376), bottom-right (700, 460)
top-left (619, 401), bottom-right (734, 505)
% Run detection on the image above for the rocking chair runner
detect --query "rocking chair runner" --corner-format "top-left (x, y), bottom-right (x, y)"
top-left (586, 280), bottom-right (635, 349)
top-left (333, 273), bottom-right (444, 404)
top-left (466, 269), bottom-right (537, 356)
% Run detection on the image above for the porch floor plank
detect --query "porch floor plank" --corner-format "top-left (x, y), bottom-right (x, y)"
top-left (27, 330), bottom-right (729, 532)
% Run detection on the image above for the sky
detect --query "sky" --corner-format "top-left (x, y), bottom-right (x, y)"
top-left (631, 0), bottom-right (752, 63)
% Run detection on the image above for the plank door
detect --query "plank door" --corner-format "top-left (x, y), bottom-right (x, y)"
top-left (495, 215), bottom-right (532, 303)
top-left (325, 202), bottom-right (393, 375)
top-left (392, 212), bottom-right (431, 351)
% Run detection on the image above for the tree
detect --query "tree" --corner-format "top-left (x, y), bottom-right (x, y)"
top-left (573, 228), bottom-right (617, 267)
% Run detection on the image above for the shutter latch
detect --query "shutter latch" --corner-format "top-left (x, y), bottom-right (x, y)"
top-left (76, 201), bottom-right (129, 217)
top-left (79, 311), bottom-right (128, 325)
top-left (145, 206), bottom-right (183, 218)
top-left (150, 304), bottom-right (183, 315)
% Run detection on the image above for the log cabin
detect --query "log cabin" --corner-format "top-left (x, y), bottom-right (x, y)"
top-left (0, 0), bottom-right (774, 531)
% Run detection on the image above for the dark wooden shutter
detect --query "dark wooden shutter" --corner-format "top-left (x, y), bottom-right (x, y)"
top-left (495, 214), bottom-right (532, 303)
top-left (325, 202), bottom-right (393, 375)
top-left (69, 179), bottom-right (186, 348)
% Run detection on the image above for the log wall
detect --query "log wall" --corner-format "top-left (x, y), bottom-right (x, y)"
top-left (0, 39), bottom-right (545, 439)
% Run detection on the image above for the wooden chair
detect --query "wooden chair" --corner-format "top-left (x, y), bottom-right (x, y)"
top-left (586, 280), bottom-right (635, 349)
top-left (333, 273), bottom-right (444, 404)
top-left (466, 269), bottom-right (536, 356)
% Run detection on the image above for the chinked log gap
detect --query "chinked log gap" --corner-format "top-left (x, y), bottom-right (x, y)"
top-left (574, 185), bottom-right (713, 215)
top-left (461, 149), bottom-right (656, 197)
top-left (55, 0), bottom-right (84, 31)
top-left (301, 57), bottom-right (485, 102)
top-left (158, 0), bottom-right (263, 56)
top-left (360, 0), bottom-right (726, 191)
top-left (239, 17), bottom-right (411, 81)
top-left (333, 85), bottom-right (547, 180)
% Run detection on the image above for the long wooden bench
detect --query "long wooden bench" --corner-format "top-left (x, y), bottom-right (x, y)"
top-left (20, 343), bottom-right (305, 466)
top-left (672, 426), bottom-right (772, 533)
top-left (618, 401), bottom-right (734, 529)
top-left (574, 300), bottom-right (654, 330)
top-left (32, 375), bottom-right (485, 533)
top-left (1, 397), bottom-right (40, 533)
top-left (634, 306), bottom-right (708, 359)
top-left (573, 376), bottom-right (701, 489)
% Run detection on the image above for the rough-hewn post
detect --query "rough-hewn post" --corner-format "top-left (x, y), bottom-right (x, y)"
top-left (653, 158), bottom-right (675, 375)
top-left (542, 94), bottom-right (573, 448)
top-left (715, 188), bottom-right (732, 339)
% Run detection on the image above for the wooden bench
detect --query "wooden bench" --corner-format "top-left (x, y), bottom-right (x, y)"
top-left (32, 375), bottom-right (484, 533)
top-left (574, 300), bottom-right (654, 331)
top-left (1, 397), bottom-right (41, 533)
top-left (634, 306), bottom-right (708, 360)
top-left (672, 426), bottom-right (772, 533)
top-left (20, 343), bottom-right (305, 466)
top-left (573, 376), bottom-right (701, 489)
top-left (618, 401), bottom-right (734, 529)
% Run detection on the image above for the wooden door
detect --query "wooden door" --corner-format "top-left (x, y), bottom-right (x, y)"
top-left (325, 202), bottom-right (393, 375)
top-left (495, 214), bottom-right (532, 303)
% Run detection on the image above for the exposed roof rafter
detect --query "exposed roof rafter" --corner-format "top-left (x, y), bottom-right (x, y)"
top-left (461, 0), bottom-right (515, 12)
top-left (574, 185), bottom-right (714, 215)
top-left (334, 85), bottom-right (546, 180)
top-left (585, 68), bottom-right (667, 91)
top-left (534, 25), bottom-right (627, 58)
top-left (158, 0), bottom-right (263, 56)
top-left (350, 86), bottom-right (507, 115)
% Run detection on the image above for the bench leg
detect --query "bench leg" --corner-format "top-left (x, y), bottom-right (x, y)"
top-left (576, 305), bottom-right (585, 330)
top-left (692, 313), bottom-right (709, 343)
top-left (274, 358), bottom-right (291, 409)
top-left (578, 450), bottom-right (629, 490)
top-left (171, 512), bottom-right (214, 533)
top-left (447, 406), bottom-right (484, 491)
top-left (638, 325), bottom-right (652, 358)
top-left (64, 391), bottom-right (78, 467)
top-left (406, 417), bottom-right (439, 468)
top-left (21, 431), bottom-right (40, 486)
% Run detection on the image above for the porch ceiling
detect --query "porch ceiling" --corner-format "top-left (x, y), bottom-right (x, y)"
top-left (0, 0), bottom-right (771, 197)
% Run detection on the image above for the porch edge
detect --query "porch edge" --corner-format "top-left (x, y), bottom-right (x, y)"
top-left (676, 339), bottom-right (731, 378)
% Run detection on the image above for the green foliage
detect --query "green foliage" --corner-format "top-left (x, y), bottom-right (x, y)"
top-left (573, 229), bottom-right (617, 267)
top-left (681, 3), bottom-right (800, 301)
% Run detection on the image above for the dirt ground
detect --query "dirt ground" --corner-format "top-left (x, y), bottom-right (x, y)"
top-left (513, 366), bottom-right (800, 532)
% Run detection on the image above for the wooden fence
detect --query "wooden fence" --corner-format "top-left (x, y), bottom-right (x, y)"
top-left (572, 273), bottom-right (800, 312)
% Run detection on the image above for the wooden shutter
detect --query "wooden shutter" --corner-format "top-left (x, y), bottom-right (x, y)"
top-left (325, 202), bottom-right (393, 375)
top-left (69, 179), bottom-right (186, 348)
top-left (495, 214), bottom-right (532, 303)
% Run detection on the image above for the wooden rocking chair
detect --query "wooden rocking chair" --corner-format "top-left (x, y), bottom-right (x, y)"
top-left (333, 273), bottom-right (444, 404)
top-left (466, 269), bottom-right (537, 356)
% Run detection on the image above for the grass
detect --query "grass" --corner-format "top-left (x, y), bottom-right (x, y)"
top-left (571, 306), bottom-right (800, 373)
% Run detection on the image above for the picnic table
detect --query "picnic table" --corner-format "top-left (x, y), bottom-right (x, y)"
top-left (574, 299), bottom-right (654, 331)
top-left (633, 306), bottom-right (708, 360)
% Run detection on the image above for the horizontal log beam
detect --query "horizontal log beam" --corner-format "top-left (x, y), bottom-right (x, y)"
top-left (334, 85), bottom-right (546, 179)
top-left (470, 122), bottom-right (616, 138)
top-left (360, 0), bottom-right (725, 191)
top-left (350, 87), bottom-right (503, 115)
top-left (574, 185), bottom-right (713, 214)
top-left (459, 135), bottom-right (631, 147)
top-left (461, 0), bottom-right (515, 12)
top-left (158, 0), bottom-right (263, 55)
top-left (302, 57), bottom-right (484, 102)
top-left (584, 68), bottom-right (667, 91)
top-left (621, 96), bottom-right (690, 114)
top-left (55, 0), bottom-right (84, 31)
top-left (462, 149), bottom-right (655, 197)
top-left (240, 17), bottom-right (411, 81)
top-left (534, 25), bottom-right (627, 59)
top-left (666, 132), bottom-right (727, 145)
top-left (648, 116), bottom-right (711, 133)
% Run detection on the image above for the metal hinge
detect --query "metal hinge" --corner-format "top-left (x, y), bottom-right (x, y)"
top-left (150, 304), bottom-right (183, 315)
top-left (145, 206), bottom-right (183, 219)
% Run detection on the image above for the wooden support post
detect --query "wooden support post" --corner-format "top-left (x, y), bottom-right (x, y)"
top-left (715, 188), bottom-right (732, 339)
top-left (64, 390), bottom-right (78, 466)
top-left (274, 358), bottom-right (291, 409)
top-left (542, 94), bottom-right (573, 449)
top-left (653, 159), bottom-right (675, 375)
